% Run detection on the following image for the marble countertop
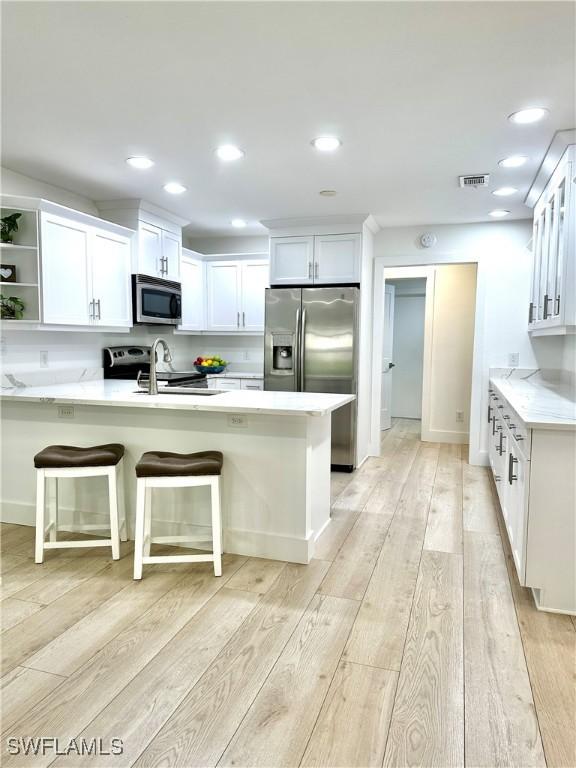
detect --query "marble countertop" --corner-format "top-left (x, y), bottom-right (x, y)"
top-left (489, 369), bottom-right (576, 429)
top-left (0, 379), bottom-right (354, 417)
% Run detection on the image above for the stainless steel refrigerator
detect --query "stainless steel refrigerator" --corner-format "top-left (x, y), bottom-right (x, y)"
top-left (264, 287), bottom-right (359, 471)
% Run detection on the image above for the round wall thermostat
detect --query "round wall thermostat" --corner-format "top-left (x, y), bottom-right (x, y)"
top-left (420, 232), bottom-right (437, 248)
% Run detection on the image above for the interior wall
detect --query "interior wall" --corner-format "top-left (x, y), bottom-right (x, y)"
top-left (387, 279), bottom-right (426, 419)
top-left (185, 234), bottom-right (269, 254)
top-left (1, 167), bottom-right (99, 216)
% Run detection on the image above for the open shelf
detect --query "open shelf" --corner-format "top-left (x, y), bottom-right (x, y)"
top-left (1, 201), bottom-right (41, 324)
top-left (0, 281), bottom-right (38, 287)
top-left (0, 243), bottom-right (38, 250)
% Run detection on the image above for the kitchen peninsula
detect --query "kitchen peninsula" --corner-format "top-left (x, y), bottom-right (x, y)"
top-left (1, 382), bottom-right (354, 563)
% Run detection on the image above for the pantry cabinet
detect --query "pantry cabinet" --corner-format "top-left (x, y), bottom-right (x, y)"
top-left (270, 233), bottom-right (361, 286)
top-left (205, 259), bottom-right (268, 332)
top-left (528, 144), bottom-right (575, 334)
top-left (40, 211), bottom-right (132, 327)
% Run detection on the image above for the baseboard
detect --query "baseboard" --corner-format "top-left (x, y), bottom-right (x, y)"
top-left (421, 428), bottom-right (469, 444)
top-left (225, 526), bottom-right (311, 564)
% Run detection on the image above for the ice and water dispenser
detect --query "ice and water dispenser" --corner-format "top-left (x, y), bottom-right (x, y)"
top-left (272, 334), bottom-right (294, 371)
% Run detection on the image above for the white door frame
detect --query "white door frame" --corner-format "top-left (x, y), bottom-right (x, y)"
top-left (370, 256), bottom-right (486, 466)
top-left (380, 283), bottom-right (395, 431)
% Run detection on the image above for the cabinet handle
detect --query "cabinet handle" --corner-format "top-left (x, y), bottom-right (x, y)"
top-left (508, 453), bottom-right (518, 484)
top-left (543, 294), bottom-right (550, 319)
top-left (314, 262), bottom-right (319, 279)
top-left (242, 311), bottom-right (245, 327)
top-left (514, 433), bottom-right (524, 442)
top-left (308, 262), bottom-right (312, 279)
top-left (528, 302), bottom-right (534, 324)
top-left (494, 475), bottom-right (502, 483)
top-left (487, 404), bottom-right (492, 423)
top-left (89, 299), bottom-right (95, 320)
top-left (555, 295), bottom-right (561, 315)
top-left (96, 299), bottom-right (101, 320)
top-left (237, 311), bottom-right (240, 328)
top-left (497, 430), bottom-right (504, 456)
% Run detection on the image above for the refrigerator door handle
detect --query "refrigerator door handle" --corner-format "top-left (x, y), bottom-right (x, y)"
top-left (299, 307), bottom-right (307, 391)
top-left (295, 306), bottom-right (301, 391)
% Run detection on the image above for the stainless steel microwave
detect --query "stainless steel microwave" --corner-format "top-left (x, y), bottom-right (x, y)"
top-left (132, 274), bottom-right (182, 325)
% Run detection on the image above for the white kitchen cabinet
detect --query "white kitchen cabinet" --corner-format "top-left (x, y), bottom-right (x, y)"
top-left (206, 259), bottom-right (268, 332)
top-left (207, 377), bottom-right (241, 390)
top-left (241, 378), bottom-right (264, 391)
top-left (161, 229), bottom-right (181, 282)
top-left (41, 211), bottom-right (132, 328)
top-left (179, 250), bottom-right (205, 331)
top-left (241, 261), bottom-right (268, 331)
top-left (314, 233), bottom-right (361, 284)
top-left (270, 233), bottom-right (361, 286)
top-left (270, 236), bottom-right (314, 285)
top-left (41, 213), bottom-right (91, 325)
top-left (206, 261), bottom-right (242, 331)
top-left (136, 222), bottom-right (181, 281)
top-left (528, 144), bottom-right (575, 334)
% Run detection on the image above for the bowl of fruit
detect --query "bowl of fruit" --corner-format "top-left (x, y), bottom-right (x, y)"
top-left (193, 355), bottom-right (228, 374)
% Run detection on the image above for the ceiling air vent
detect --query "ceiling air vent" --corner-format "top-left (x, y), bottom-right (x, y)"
top-left (459, 174), bottom-right (490, 188)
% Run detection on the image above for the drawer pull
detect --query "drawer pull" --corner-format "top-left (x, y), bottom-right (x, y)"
top-left (508, 453), bottom-right (518, 484)
top-left (514, 434), bottom-right (524, 441)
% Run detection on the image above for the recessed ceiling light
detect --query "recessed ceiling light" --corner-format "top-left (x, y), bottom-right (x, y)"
top-left (489, 209), bottom-right (511, 218)
top-left (499, 155), bottom-right (528, 169)
top-left (126, 156), bottom-right (154, 169)
top-left (492, 186), bottom-right (518, 197)
top-left (163, 182), bottom-right (187, 194)
top-left (319, 190), bottom-right (337, 196)
top-left (508, 107), bottom-right (549, 125)
top-left (312, 136), bottom-right (341, 152)
top-left (231, 218), bottom-right (247, 228)
top-left (216, 145), bottom-right (244, 161)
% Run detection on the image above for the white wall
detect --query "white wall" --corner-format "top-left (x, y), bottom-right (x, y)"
top-left (387, 279), bottom-right (426, 419)
top-left (185, 235), bottom-right (269, 255)
top-left (1, 167), bottom-right (99, 216)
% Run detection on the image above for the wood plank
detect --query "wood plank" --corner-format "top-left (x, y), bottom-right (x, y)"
top-left (219, 594), bottom-right (359, 767)
top-left (0, 557), bottom-right (76, 601)
top-left (344, 506), bottom-right (429, 671)
top-left (463, 450), bottom-right (500, 534)
top-left (225, 557), bottom-right (286, 595)
top-left (300, 661), bottom-right (397, 768)
top-left (1, 553), bottom-right (135, 674)
top-left (383, 550), bottom-right (463, 768)
top-left (22, 569), bottom-right (193, 677)
top-left (53, 588), bottom-right (261, 767)
top-left (313, 506), bottom-right (360, 562)
top-left (498, 516), bottom-right (576, 768)
top-left (330, 472), bottom-right (353, 504)
top-left (317, 512), bottom-right (393, 600)
top-left (423, 443), bottom-right (463, 554)
top-left (1, 556), bottom-right (246, 768)
top-left (1, 666), bottom-right (65, 731)
top-left (464, 531), bottom-right (545, 767)
top-left (0, 524), bottom-right (34, 551)
top-left (1, 597), bottom-right (43, 632)
top-left (132, 559), bottom-right (330, 768)
top-left (0, 553), bottom-right (28, 575)
top-left (12, 555), bottom-right (111, 604)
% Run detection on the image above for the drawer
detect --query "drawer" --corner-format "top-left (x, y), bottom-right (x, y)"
top-left (241, 379), bottom-right (263, 391)
top-left (207, 377), bottom-right (242, 390)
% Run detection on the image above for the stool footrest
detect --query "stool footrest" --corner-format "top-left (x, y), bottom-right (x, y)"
top-left (43, 539), bottom-right (113, 550)
top-left (142, 554), bottom-right (216, 565)
top-left (150, 535), bottom-right (212, 545)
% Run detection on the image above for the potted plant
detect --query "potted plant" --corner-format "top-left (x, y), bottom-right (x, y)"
top-left (1, 213), bottom-right (22, 244)
top-left (0, 294), bottom-right (25, 319)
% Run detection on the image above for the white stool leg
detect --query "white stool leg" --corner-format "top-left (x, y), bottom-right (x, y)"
top-left (108, 467), bottom-right (120, 560)
top-left (133, 478), bottom-right (146, 580)
top-left (48, 477), bottom-right (58, 542)
top-left (35, 469), bottom-right (46, 564)
top-left (210, 477), bottom-right (222, 577)
top-left (144, 488), bottom-right (152, 557)
top-left (117, 460), bottom-right (128, 542)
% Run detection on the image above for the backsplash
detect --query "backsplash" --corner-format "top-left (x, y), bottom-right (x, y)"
top-left (0, 328), bottom-right (264, 387)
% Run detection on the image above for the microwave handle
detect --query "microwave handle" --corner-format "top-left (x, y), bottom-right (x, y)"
top-left (170, 294), bottom-right (181, 319)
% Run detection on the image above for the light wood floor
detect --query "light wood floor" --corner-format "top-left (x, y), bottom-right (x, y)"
top-left (1, 418), bottom-right (575, 767)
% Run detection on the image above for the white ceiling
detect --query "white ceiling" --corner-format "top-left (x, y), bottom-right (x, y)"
top-left (2, 1), bottom-right (574, 237)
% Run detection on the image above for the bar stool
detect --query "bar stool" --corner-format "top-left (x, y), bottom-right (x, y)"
top-left (133, 450), bottom-right (223, 580)
top-left (34, 443), bottom-right (127, 563)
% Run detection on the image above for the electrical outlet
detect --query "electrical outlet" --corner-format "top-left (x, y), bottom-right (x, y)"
top-left (58, 406), bottom-right (75, 419)
top-left (228, 413), bottom-right (247, 428)
top-left (456, 410), bottom-right (464, 423)
top-left (508, 352), bottom-right (519, 367)
top-left (40, 350), bottom-right (49, 368)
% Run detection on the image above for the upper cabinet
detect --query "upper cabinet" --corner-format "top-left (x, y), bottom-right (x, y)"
top-left (205, 259), bottom-right (268, 332)
top-left (178, 249), bottom-right (205, 331)
top-left (270, 233), bottom-right (361, 286)
top-left (40, 210), bottom-right (132, 328)
top-left (528, 141), bottom-right (575, 335)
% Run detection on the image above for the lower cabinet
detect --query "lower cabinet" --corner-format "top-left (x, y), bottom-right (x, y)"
top-left (488, 383), bottom-right (575, 613)
top-left (207, 377), bottom-right (264, 391)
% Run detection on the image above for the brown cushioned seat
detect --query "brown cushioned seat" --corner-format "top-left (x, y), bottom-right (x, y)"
top-left (34, 443), bottom-right (125, 469)
top-left (135, 450), bottom-right (223, 478)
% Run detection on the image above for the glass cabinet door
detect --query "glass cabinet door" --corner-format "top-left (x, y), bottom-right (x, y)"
top-left (531, 215), bottom-right (543, 323)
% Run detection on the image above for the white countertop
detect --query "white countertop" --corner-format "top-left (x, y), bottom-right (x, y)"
top-left (0, 379), bottom-right (354, 417)
top-left (490, 372), bottom-right (576, 429)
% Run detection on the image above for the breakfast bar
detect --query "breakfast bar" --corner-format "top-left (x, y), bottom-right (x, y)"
top-left (0, 381), bottom-right (354, 563)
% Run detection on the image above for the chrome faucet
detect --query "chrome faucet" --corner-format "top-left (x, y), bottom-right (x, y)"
top-left (149, 337), bottom-right (172, 395)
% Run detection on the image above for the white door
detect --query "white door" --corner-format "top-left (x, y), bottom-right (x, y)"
top-left (205, 261), bottom-right (241, 331)
top-left (138, 222), bottom-right (162, 277)
top-left (41, 213), bottom-right (91, 325)
top-left (380, 283), bottom-right (395, 430)
top-left (241, 261), bottom-right (268, 331)
top-left (90, 229), bottom-right (132, 327)
top-left (270, 236), bottom-right (314, 286)
top-left (161, 229), bottom-right (181, 281)
top-left (179, 253), bottom-right (205, 331)
top-left (314, 233), bottom-right (361, 284)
